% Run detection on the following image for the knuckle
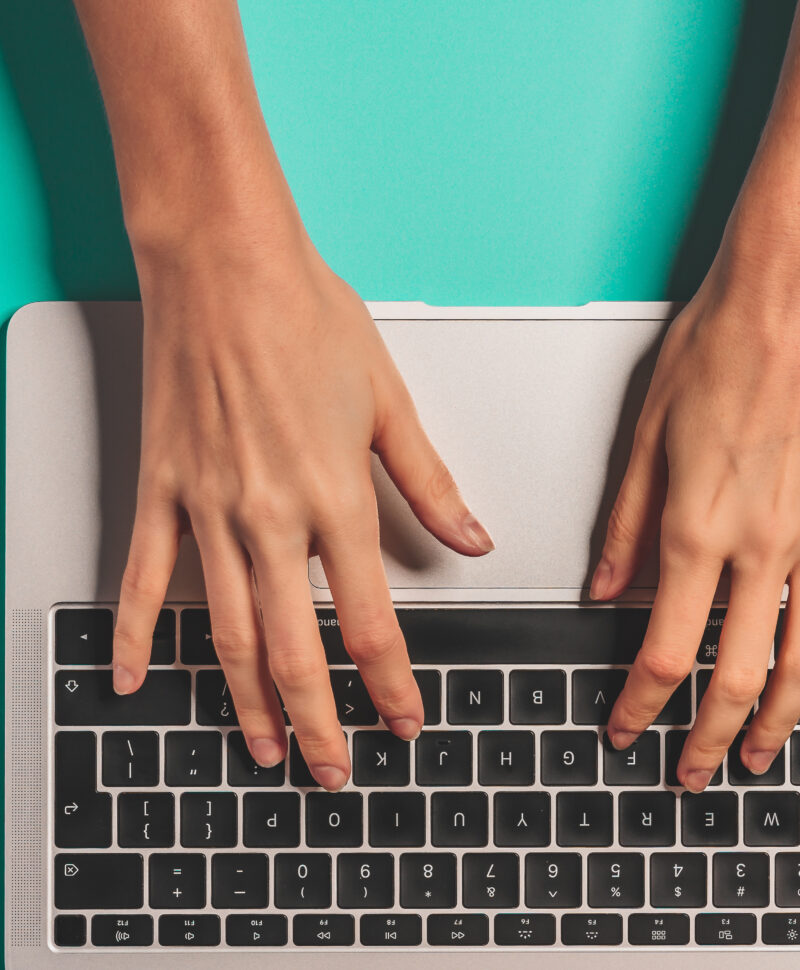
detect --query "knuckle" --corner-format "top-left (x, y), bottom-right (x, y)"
top-left (113, 625), bottom-right (145, 655)
top-left (638, 648), bottom-right (692, 688)
top-left (268, 647), bottom-right (325, 688)
top-left (314, 484), bottom-right (375, 537)
top-left (292, 728), bottom-right (345, 762)
top-left (425, 457), bottom-right (458, 504)
top-left (605, 502), bottom-right (639, 548)
top-left (712, 668), bottom-right (766, 706)
top-left (346, 624), bottom-right (405, 666)
top-left (212, 625), bottom-right (257, 664)
top-left (120, 560), bottom-right (164, 604)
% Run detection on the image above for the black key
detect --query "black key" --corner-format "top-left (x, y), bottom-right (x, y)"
top-left (338, 853), bottom-right (394, 908)
top-left (427, 914), bottom-right (488, 946)
top-left (55, 731), bottom-right (111, 848)
top-left (494, 792), bottom-right (551, 847)
top-left (91, 915), bottom-right (154, 947)
top-left (447, 669), bottom-right (503, 724)
top-left (655, 677), bottom-right (692, 725)
top-left (149, 853), bottom-right (205, 909)
top-left (763, 913), bottom-right (800, 945)
top-left (330, 670), bottom-right (378, 725)
top-left (713, 852), bottom-right (769, 908)
top-left (164, 731), bottom-right (221, 786)
top-left (628, 913), bottom-right (690, 946)
top-left (227, 731), bottom-right (285, 787)
top-left (695, 913), bottom-right (756, 945)
top-left (744, 791), bottom-right (800, 846)
top-left (118, 792), bottom-right (175, 848)
top-left (462, 852), bottom-right (519, 908)
top-left (571, 669), bottom-right (626, 724)
top-left (368, 792), bottom-right (426, 847)
top-left (290, 732), bottom-right (322, 787)
top-left (413, 670), bottom-right (441, 724)
top-left (509, 670), bottom-right (566, 725)
top-left (618, 791), bottom-right (675, 846)
top-left (274, 853), bottom-right (332, 909)
top-left (792, 733), bottom-right (800, 784)
top-left (561, 914), bottom-right (622, 946)
top-left (776, 853), bottom-right (800, 907)
top-left (101, 731), bottom-right (159, 786)
top-left (180, 609), bottom-right (218, 664)
top-left (682, 792), bottom-right (738, 846)
top-left (293, 914), bottom-right (355, 946)
top-left (525, 853), bottom-right (581, 908)
top-left (415, 731), bottom-right (472, 786)
top-left (360, 913), bottom-right (422, 946)
top-left (55, 670), bottom-right (190, 725)
top-left (540, 730), bottom-right (597, 785)
top-left (159, 914), bottom-right (220, 946)
top-left (181, 792), bottom-right (237, 847)
top-left (55, 607), bottom-right (112, 664)
top-left (150, 608), bottom-right (176, 664)
top-left (587, 852), bottom-right (644, 908)
top-left (556, 792), bottom-right (613, 846)
top-left (54, 914), bottom-right (86, 947)
top-left (431, 792), bottom-right (487, 847)
top-left (729, 732), bottom-right (785, 785)
top-left (665, 730), bottom-right (721, 787)
top-left (697, 670), bottom-right (753, 723)
top-left (54, 853), bottom-right (143, 910)
top-left (243, 792), bottom-right (300, 847)
top-left (478, 730), bottom-right (534, 785)
top-left (353, 731), bottom-right (410, 787)
top-left (306, 792), bottom-right (363, 847)
top-left (211, 853), bottom-right (268, 908)
top-left (226, 914), bottom-right (288, 946)
top-left (696, 608), bottom-right (725, 663)
top-left (649, 852), bottom-right (707, 908)
top-left (196, 670), bottom-right (238, 726)
top-left (494, 913), bottom-right (556, 946)
top-left (399, 853), bottom-right (457, 908)
top-left (603, 730), bottom-right (660, 786)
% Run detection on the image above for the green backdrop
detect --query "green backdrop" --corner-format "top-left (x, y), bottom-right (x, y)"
top-left (0, 0), bottom-right (795, 955)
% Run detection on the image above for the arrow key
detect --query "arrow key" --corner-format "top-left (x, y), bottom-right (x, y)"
top-left (55, 608), bottom-right (112, 664)
top-left (293, 914), bottom-right (355, 946)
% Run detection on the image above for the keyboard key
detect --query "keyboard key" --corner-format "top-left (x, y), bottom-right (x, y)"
top-left (494, 791), bottom-right (551, 847)
top-left (728, 732), bottom-right (785, 785)
top-left (571, 669), bottom-right (626, 724)
top-left (337, 853), bottom-right (394, 908)
top-left (447, 669), bottom-right (503, 724)
top-left (603, 730), bottom-right (660, 786)
top-left (196, 670), bottom-right (238, 726)
top-left (227, 731), bottom-right (285, 787)
top-left (664, 730), bottom-right (722, 787)
top-left (165, 731), bottom-right (221, 786)
top-left (180, 609), bottom-right (218, 664)
top-left (477, 730), bottom-right (534, 785)
top-left (649, 852), bottom-right (707, 908)
top-left (792, 733), bottom-right (800, 784)
top-left (556, 792), bottom-right (613, 846)
top-left (561, 914), bottom-right (622, 946)
top-left (290, 732), bottom-right (341, 788)
top-left (54, 853), bottom-right (143, 910)
top-left (427, 914), bottom-right (489, 946)
top-left (695, 913), bottom-right (756, 945)
top-left (118, 792), bottom-right (175, 848)
top-left (696, 608), bottom-right (725, 663)
top-left (682, 792), bottom-right (738, 846)
top-left (509, 670), bottom-right (566, 725)
top-left (525, 853), bottom-right (581, 908)
top-left (494, 913), bottom-right (556, 946)
top-left (628, 913), bottom-right (690, 946)
top-left (360, 914), bottom-right (422, 946)
top-left (53, 914), bottom-right (86, 947)
top-left (330, 670), bottom-right (378, 725)
top-left (55, 608), bottom-right (113, 664)
top-left (353, 731), bottom-right (410, 787)
top-left (618, 791), bottom-right (675, 846)
top-left (293, 914), bottom-right (355, 946)
top-left (211, 853), bottom-right (268, 908)
top-left (763, 913), bottom-right (800, 945)
top-left (413, 670), bottom-right (441, 724)
top-left (776, 853), bottom-right (800, 907)
top-left (416, 731), bottom-right (472, 786)
top-left (55, 731), bottom-right (111, 848)
top-left (180, 792), bottom-right (237, 847)
top-left (744, 791), bottom-right (800, 846)
top-left (243, 792), bottom-right (300, 847)
top-left (101, 731), bottom-right (159, 786)
top-left (713, 852), bottom-right (769, 907)
top-left (462, 852), bottom-right (519, 908)
top-left (399, 853), bottom-right (457, 908)
top-left (587, 852), bottom-right (644, 908)
top-left (149, 853), bottom-right (205, 909)
top-left (226, 914), bottom-right (288, 946)
top-left (655, 676), bottom-right (692, 725)
top-left (306, 792), bottom-right (363, 847)
top-left (150, 608), bottom-right (176, 664)
top-left (368, 792), bottom-right (426, 847)
top-left (159, 914), bottom-right (220, 946)
top-left (540, 730), bottom-right (597, 785)
top-left (274, 853), bottom-right (332, 909)
top-left (431, 792), bottom-right (488, 846)
top-left (91, 914), bottom-right (154, 947)
top-left (55, 670), bottom-right (190, 725)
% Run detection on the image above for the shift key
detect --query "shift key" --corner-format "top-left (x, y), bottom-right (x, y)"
top-left (55, 670), bottom-right (190, 725)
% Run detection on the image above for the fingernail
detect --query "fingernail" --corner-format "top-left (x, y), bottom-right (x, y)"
top-left (250, 738), bottom-right (284, 768)
top-left (682, 768), bottom-right (713, 793)
top-left (610, 730), bottom-right (637, 750)
top-left (743, 749), bottom-right (776, 775)
top-left (313, 765), bottom-right (348, 792)
top-left (113, 664), bottom-right (137, 695)
top-left (589, 557), bottom-right (613, 600)
top-left (461, 513), bottom-right (495, 553)
top-left (387, 717), bottom-right (421, 741)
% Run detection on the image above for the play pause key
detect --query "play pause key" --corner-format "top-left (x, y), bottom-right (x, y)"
top-left (293, 914), bottom-right (355, 946)
top-left (225, 914), bottom-right (288, 946)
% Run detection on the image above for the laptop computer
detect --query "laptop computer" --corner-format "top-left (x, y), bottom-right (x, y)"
top-left (5, 299), bottom-right (794, 966)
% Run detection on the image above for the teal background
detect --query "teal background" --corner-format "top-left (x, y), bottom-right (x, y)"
top-left (0, 0), bottom-right (796, 957)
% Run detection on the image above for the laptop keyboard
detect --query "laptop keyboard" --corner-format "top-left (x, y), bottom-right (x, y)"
top-left (51, 603), bottom-right (800, 950)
